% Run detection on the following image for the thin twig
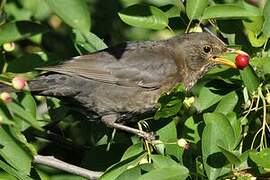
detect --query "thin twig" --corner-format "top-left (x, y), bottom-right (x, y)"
top-left (258, 87), bottom-right (267, 149)
top-left (262, 38), bottom-right (268, 54)
top-left (166, 25), bottom-right (175, 35)
top-left (251, 127), bottom-right (262, 149)
top-left (34, 155), bottom-right (103, 180)
top-left (242, 104), bottom-right (270, 114)
top-left (185, 20), bottom-right (192, 33)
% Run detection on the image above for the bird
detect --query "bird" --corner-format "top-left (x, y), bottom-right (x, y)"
top-left (3, 32), bottom-right (247, 140)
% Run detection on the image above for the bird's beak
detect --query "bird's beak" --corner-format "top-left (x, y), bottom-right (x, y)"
top-left (211, 56), bottom-right (237, 69)
top-left (210, 48), bottom-right (248, 69)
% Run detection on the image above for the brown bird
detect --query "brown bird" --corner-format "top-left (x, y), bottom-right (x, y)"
top-left (7, 32), bottom-right (247, 139)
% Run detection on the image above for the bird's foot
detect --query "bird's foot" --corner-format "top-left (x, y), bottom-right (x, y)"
top-left (101, 115), bottom-right (156, 141)
top-left (136, 131), bottom-right (156, 141)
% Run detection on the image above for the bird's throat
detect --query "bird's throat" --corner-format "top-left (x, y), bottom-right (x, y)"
top-left (182, 63), bottom-right (215, 91)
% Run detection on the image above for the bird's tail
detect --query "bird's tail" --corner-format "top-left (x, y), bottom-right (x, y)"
top-left (28, 74), bottom-right (79, 97)
top-left (27, 79), bottom-right (50, 93)
top-left (1, 74), bottom-right (79, 97)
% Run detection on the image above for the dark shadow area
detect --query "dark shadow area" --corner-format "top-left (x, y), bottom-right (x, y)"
top-left (7, 53), bottom-right (60, 73)
top-left (207, 152), bottom-right (227, 168)
top-left (106, 42), bottom-right (128, 59)
top-left (205, 79), bottom-right (240, 95)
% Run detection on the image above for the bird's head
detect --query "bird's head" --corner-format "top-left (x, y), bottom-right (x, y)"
top-left (170, 32), bottom-right (248, 90)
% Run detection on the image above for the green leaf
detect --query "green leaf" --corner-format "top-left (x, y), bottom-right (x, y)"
top-left (0, 126), bottom-right (32, 175)
top-left (262, 59), bottom-right (270, 75)
top-left (163, 6), bottom-right (181, 18)
top-left (138, 166), bottom-right (189, 180)
top-left (50, 175), bottom-right (86, 180)
top-left (218, 145), bottom-right (241, 165)
top-left (4, 3), bottom-right (32, 20)
top-left (152, 155), bottom-right (179, 169)
top-left (0, 173), bottom-right (18, 180)
top-left (215, 91), bottom-right (238, 115)
top-left (118, 5), bottom-right (168, 30)
top-left (8, 127), bottom-right (37, 155)
top-left (100, 152), bottom-right (147, 180)
top-left (155, 84), bottom-right (185, 119)
top-left (0, 103), bottom-right (15, 125)
top-left (243, 16), bottom-right (264, 33)
top-left (241, 1), bottom-right (263, 34)
top-left (239, 150), bottom-right (251, 166)
top-left (195, 87), bottom-right (222, 111)
top-left (262, 0), bottom-right (270, 37)
top-left (170, 0), bottom-right (185, 11)
top-left (7, 102), bottom-right (42, 131)
top-left (250, 57), bottom-right (270, 75)
top-left (121, 143), bottom-right (144, 161)
top-left (21, 0), bottom-right (51, 20)
top-left (73, 29), bottom-right (108, 53)
top-left (0, 160), bottom-right (32, 180)
top-left (135, 156), bottom-right (188, 179)
top-left (249, 149), bottom-right (270, 168)
top-left (116, 164), bottom-right (154, 180)
top-left (241, 0), bottom-right (262, 15)
top-left (186, 0), bottom-right (208, 20)
top-left (155, 98), bottom-right (182, 119)
top-left (202, 112), bottom-right (235, 180)
top-left (156, 120), bottom-right (177, 141)
top-left (164, 143), bottom-right (184, 163)
top-left (45, 0), bottom-right (90, 32)
top-left (0, 21), bottom-right (47, 45)
top-left (19, 93), bottom-right (37, 119)
top-left (247, 30), bottom-right (268, 47)
top-left (146, 0), bottom-right (185, 11)
top-left (202, 5), bottom-right (260, 19)
top-left (7, 52), bottom-right (60, 73)
top-left (239, 65), bottom-right (260, 93)
top-left (227, 113), bottom-right (242, 148)
top-left (203, 113), bottom-right (236, 149)
top-left (183, 116), bottom-right (201, 143)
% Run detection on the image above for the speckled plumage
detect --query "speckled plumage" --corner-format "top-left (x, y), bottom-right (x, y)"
top-left (29, 32), bottom-right (228, 122)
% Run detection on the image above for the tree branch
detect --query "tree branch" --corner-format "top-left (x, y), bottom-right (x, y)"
top-left (34, 155), bottom-right (103, 180)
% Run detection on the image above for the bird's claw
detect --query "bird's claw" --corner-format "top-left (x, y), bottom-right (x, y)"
top-left (138, 131), bottom-right (156, 141)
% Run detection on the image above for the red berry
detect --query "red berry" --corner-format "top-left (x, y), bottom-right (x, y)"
top-left (235, 54), bottom-right (249, 69)
top-left (0, 92), bottom-right (12, 103)
top-left (177, 138), bottom-right (190, 150)
top-left (12, 76), bottom-right (26, 90)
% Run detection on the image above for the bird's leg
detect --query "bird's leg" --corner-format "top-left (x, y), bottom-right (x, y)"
top-left (101, 114), bottom-right (155, 141)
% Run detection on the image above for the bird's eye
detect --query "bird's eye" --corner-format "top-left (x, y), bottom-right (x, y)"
top-left (203, 45), bottom-right (212, 53)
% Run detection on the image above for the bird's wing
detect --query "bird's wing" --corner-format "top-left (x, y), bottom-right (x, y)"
top-left (39, 42), bottom-right (178, 89)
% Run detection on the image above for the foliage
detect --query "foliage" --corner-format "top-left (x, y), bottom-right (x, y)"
top-left (0, 0), bottom-right (269, 179)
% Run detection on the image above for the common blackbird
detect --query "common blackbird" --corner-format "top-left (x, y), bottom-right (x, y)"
top-left (6, 32), bottom-right (247, 139)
